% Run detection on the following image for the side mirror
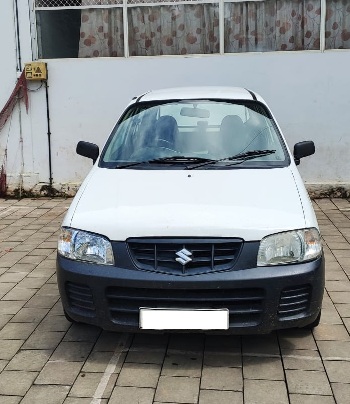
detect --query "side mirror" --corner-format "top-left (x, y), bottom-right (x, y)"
top-left (76, 141), bottom-right (99, 164)
top-left (293, 141), bottom-right (315, 165)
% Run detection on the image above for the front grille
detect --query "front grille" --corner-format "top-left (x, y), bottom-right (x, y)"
top-left (278, 284), bottom-right (311, 319)
top-left (106, 286), bottom-right (264, 327)
top-left (66, 282), bottom-right (95, 314)
top-left (128, 238), bottom-right (243, 275)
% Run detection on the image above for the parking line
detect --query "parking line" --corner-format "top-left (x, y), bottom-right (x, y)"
top-left (90, 333), bottom-right (131, 404)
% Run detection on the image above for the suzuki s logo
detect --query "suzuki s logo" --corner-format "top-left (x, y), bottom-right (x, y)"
top-left (175, 248), bottom-right (193, 265)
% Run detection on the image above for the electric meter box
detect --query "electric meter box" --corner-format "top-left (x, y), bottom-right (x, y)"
top-left (25, 62), bottom-right (47, 81)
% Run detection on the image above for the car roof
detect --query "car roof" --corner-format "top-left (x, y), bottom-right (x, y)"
top-left (135, 86), bottom-right (264, 103)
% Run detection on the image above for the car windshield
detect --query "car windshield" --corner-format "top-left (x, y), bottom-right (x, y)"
top-left (100, 100), bottom-right (288, 168)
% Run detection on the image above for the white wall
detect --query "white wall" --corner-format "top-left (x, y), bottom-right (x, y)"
top-left (1, 1), bottom-right (350, 195)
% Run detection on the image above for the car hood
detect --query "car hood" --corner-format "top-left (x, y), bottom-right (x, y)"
top-left (68, 167), bottom-right (306, 241)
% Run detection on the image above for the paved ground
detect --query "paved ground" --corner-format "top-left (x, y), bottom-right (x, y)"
top-left (0, 198), bottom-right (350, 404)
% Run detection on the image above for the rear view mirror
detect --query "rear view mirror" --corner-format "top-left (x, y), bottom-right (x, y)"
top-left (180, 107), bottom-right (210, 119)
top-left (293, 141), bottom-right (315, 165)
top-left (76, 141), bottom-right (99, 163)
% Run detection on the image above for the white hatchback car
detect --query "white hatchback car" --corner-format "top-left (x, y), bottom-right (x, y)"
top-left (57, 87), bottom-right (324, 333)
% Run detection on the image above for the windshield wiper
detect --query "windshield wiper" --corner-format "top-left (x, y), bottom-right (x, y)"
top-left (186, 150), bottom-right (276, 170)
top-left (114, 156), bottom-right (215, 169)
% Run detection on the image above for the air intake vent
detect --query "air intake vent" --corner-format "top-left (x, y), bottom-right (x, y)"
top-left (106, 286), bottom-right (264, 327)
top-left (278, 285), bottom-right (311, 319)
top-left (66, 282), bottom-right (95, 314)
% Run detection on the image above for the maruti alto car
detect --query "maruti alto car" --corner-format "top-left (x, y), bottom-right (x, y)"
top-left (57, 87), bottom-right (324, 333)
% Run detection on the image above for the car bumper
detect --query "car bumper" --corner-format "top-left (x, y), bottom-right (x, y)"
top-left (56, 254), bottom-right (325, 334)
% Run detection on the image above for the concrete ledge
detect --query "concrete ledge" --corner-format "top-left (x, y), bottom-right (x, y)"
top-left (306, 184), bottom-right (350, 199)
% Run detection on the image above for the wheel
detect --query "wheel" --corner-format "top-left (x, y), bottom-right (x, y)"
top-left (302, 311), bottom-right (321, 329)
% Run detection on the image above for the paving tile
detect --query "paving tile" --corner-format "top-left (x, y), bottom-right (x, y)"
top-left (313, 323), bottom-right (350, 341)
top-left (317, 340), bottom-right (350, 359)
top-left (286, 370), bottom-right (332, 395)
top-left (167, 334), bottom-right (204, 352)
top-left (343, 317), bottom-right (350, 333)
top-left (0, 282), bottom-right (17, 299)
top-left (244, 379), bottom-right (289, 404)
top-left (282, 349), bottom-right (323, 371)
top-left (82, 351), bottom-right (125, 373)
top-left (69, 372), bottom-right (117, 398)
top-left (24, 294), bottom-right (59, 308)
top-left (3, 286), bottom-right (37, 301)
top-left (325, 270), bottom-right (348, 281)
top-left (0, 300), bottom-right (26, 315)
top-left (289, 395), bottom-right (335, 404)
top-left (0, 272), bottom-right (27, 283)
top-left (205, 335), bottom-right (241, 351)
top-left (155, 376), bottom-right (200, 404)
top-left (109, 386), bottom-right (154, 404)
top-left (242, 334), bottom-right (280, 356)
top-left (63, 323), bottom-right (101, 342)
top-left (0, 314), bottom-right (12, 329)
top-left (198, 389), bottom-right (243, 404)
top-left (320, 305), bottom-right (343, 324)
top-left (329, 291), bottom-right (350, 304)
top-left (36, 315), bottom-right (71, 332)
top-left (201, 366), bottom-right (242, 391)
top-left (125, 348), bottom-right (166, 364)
top-left (0, 397), bottom-right (22, 404)
top-left (22, 330), bottom-right (65, 350)
top-left (278, 329), bottom-right (317, 350)
top-left (6, 349), bottom-right (51, 371)
top-left (0, 251), bottom-right (28, 267)
top-left (50, 342), bottom-right (94, 362)
top-left (0, 339), bottom-right (24, 360)
top-left (64, 399), bottom-right (108, 404)
top-left (162, 352), bottom-right (202, 377)
top-left (0, 370), bottom-right (38, 395)
top-left (117, 363), bottom-right (161, 388)
top-left (332, 383), bottom-right (350, 404)
top-left (17, 276), bottom-right (48, 289)
top-left (326, 280), bottom-right (350, 292)
top-left (243, 356), bottom-right (284, 380)
top-left (36, 361), bottom-right (83, 385)
top-left (0, 359), bottom-right (8, 372)
top-left (335, 304), bottom-right (350, 317)
top-left (203, 351), bottom-right (241, 367)
top-left (21, 385), bottom-right (70, 404)
top-left (7, 263), bottom-right (37, 273)
top-left (0, 321), bottom-right (37, 339)
top-left (324, 360), bottom-right (350, 383)
top-left (10, 307), bottom-right (49, 323)
top-left (93, 332), bottom-right (131, 352)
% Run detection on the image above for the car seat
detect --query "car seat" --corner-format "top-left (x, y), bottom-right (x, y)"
top-left (219, 115), bottom-right (248, 156)
top-left (154, 115), bottom-right (178, 149)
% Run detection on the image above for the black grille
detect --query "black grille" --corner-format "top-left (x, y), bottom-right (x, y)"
top-left (66, 282), bottom-right (95, 314)
top-left (278, 284), bottom-right (311, 319)
top-left (106, 286), bottom-right (264, 327)
top-left (128, 239), bottom-right (243, 275)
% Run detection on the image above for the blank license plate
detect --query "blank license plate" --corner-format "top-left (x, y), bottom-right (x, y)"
top-left (139, 308), bottom-right (229, 330)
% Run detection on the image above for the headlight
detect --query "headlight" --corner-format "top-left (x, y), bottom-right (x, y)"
top-left (58, 227), bottom-right (114, 265)
top-left (257, 228), bottom-right (322, 266)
